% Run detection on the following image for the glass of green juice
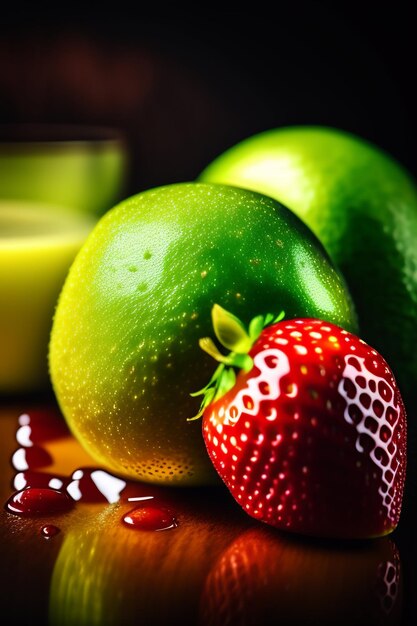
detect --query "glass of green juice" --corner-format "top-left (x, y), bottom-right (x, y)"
top-left (0, 201), bottom-right (96, 394)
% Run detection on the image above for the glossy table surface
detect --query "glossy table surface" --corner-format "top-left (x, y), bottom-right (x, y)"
top-left (1, 397), bottom-right (416, 626)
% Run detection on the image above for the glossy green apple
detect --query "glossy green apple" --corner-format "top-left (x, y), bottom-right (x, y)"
top-left (49, 182), bottom-right (357, 486)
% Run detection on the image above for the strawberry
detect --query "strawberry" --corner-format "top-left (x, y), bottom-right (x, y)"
top-left (190, 305), bottom-right (407, 539)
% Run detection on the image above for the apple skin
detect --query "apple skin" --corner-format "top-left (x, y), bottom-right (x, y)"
top-left (49, 182), bottom-right (357, 486)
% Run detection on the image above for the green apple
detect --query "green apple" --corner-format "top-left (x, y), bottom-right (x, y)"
top-left (49, 182), bottom-right (357, 486)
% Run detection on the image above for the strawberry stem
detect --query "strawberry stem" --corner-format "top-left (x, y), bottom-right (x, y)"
top-left (188, 305), bottom-right (285, 420)
top-left (198, 337), bottom-right (253, 371)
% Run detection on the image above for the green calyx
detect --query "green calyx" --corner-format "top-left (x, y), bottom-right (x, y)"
top-left (188, 304), bottom-right (284, 420)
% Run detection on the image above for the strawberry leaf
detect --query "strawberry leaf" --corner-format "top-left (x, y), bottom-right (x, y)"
top-left (273, 310), bottom-right (286, 323)
top-left (248, 315), bottom-right (265, 340)
top-left (190, 363), bottom-right (225, 398)
top-left (198, 337), bottom-right (230, 364)
top-left (214, 367), bottom-right (236, 402)
top-left (188, 363), bottom-right (237, 421)
top-left (212, 304), bottom-right (253, 354)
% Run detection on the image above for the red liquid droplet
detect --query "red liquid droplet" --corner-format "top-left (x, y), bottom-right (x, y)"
top-left (41, 524), bottom-right (60, 538)
top-left (13, 471), bottom-right (68, 492)
top-left (6, 413), bottom-right (161, 522)
top-left (16, 409), bottom-right (70, 445)
top-left (66, 467), bottom-right (128, 503)
top-left (11, 446), bottom-right (53, 471)
top-left (66, 467), bottom-right (156, 504)
top-left (5, 488), bottom-right (74, 516)
top-left (122, 506), bottom-right (178, 531)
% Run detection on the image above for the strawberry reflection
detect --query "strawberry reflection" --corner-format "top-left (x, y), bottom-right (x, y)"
top-left (200, 527), bottom-right (402, 626)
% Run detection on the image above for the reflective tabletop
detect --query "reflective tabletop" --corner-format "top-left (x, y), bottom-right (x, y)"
top-left (1, 400), bottom-right (416, 626)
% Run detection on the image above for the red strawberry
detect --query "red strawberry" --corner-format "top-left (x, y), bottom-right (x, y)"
top-left (190, 305), bottom-right (407, 539)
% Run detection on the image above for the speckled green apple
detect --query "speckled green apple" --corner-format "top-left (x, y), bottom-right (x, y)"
top-left (49, 183), bottom-right (357, 486)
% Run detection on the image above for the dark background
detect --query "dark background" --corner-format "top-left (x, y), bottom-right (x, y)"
top-left (1, 5), bottom-right (415, 196)
top-left (1, 7), bottom-right (416, 624)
